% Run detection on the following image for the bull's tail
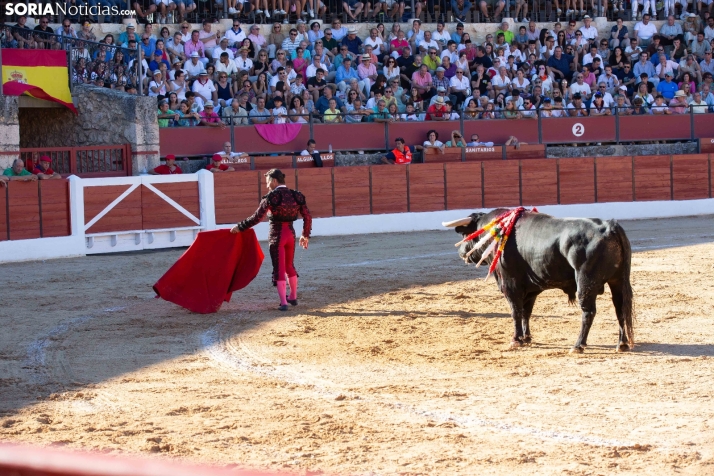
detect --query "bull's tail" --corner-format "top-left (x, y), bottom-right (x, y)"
top-left (611, 221), bottom-right (635, 347)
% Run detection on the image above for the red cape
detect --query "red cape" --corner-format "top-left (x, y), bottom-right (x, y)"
top-left (153, 229), bottom-right (264, 313)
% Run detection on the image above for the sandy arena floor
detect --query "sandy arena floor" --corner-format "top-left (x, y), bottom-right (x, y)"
top-left (1, 215), bottom-right (714, 475)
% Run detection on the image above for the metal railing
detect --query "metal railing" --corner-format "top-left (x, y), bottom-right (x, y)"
top-left (160, 104), bottom-right (714, 157)
top-left (21, 145), bottom-right (133, 177)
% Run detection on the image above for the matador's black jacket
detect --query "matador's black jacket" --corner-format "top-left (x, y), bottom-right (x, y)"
top-left (237, 186), bottom-right (312, 285)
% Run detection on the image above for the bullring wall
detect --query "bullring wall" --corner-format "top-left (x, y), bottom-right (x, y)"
top-left (0, 155), bottom-right (712, 262)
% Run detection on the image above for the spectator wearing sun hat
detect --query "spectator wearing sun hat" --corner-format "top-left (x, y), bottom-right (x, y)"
top-left (341, 28), bottom-right (362, 57)
top-left (31, 156), bottom-right (61, 180)
top-left (199, 101), bottom-right (226, 128)
top-left (358, 53), bottom-right (378, 97)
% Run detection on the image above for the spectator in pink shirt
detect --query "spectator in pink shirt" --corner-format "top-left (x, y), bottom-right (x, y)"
top-left (358, 54), bottom-right (378, 97)
top-left (411, 63), bottom-right (435, 101)
top-left (184, 30), bottom-right (208, 66)
top-left (199, 101), bottom-right (226, 128)
top-left (198, 21), bottom-right (221, 58)
top-left (248, 25), bottom-right (266, 52)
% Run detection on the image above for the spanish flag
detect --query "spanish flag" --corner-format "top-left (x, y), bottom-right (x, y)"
top-left (2, 49), bottom-right (76, 112)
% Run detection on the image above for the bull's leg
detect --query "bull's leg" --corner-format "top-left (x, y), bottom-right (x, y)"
top-left (609, 281), bottom-right (630, 352)
top-left (571, 290), bottom-right (597, 354)
top-left (505, 294), bottom-right (526, 349)
top-left (522, 295), bottom-right (537, 345)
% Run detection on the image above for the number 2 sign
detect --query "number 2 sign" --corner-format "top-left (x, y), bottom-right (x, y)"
top-left (572, 123), bottom-right (585, 137)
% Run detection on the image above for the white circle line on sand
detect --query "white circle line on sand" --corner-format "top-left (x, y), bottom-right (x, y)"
top-left (25, 307), bottom-right (128, 384)
top-left (312, 236), bottom-right (713, 269)
top-left (200, 322), bottom-right (647, 449)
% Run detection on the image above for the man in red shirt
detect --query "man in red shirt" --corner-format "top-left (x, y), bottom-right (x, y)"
top-left (149, 154), bottom-right (183, 175)
top-left (31, 156), bottom-right (61, 179)
top-left (425, 96), bottom-right (449, 120)
top-left (381, 138), bottom-right (412, 165)
top-left (206, 153), bottom-right (235, 172)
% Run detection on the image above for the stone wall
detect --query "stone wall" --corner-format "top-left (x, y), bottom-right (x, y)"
top-left (19, 84), bottom-right (160, 175)
top-left (335, 152), bottom-right (387, 166)
top-left (547, 142), bottom-right (699, 158)
top-left (0, 96), bottom-right (20, 170)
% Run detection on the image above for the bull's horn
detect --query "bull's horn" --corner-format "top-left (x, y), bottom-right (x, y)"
top-left (442, 217), bottom-right (472, 227)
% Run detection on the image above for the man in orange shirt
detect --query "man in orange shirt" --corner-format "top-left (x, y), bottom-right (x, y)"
top-left (381, 138), bottom-right (412, 164)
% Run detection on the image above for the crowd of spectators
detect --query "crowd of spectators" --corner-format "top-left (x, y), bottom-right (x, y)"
top-left (5, 10), bottom-right (714, 126)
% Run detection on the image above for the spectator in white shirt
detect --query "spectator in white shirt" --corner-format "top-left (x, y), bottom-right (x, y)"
top-left (592, 82), bottom-right (615, 106)
top-left (224, 20), bottom-right (246, 48)
top-left (419, 31), bottom-right (439, 55)
top-left (582, 45), bottom-right (602, 66)
top-left (634, 14), bottom-right (658, 47)
top-left (579, 16), bottom-right (599, 43)
top-left (215, 53), bottom-right (239, 78)
top-left (364, 28), bottom-right (385, 56)
top-left (432, 22), bottom-right (451, 49)
top-left (234, 47), bottom-right (254, 71)
top-left (185, 52), bottom-right (206, 79)
top-left (655, 53), bottom-right (679, 78)
top-left (597, 66), bottom-right (620, 94)
top-left (449, 68), bottom-right (469, 108)
top-left (212, 37), bottom-right (235, 61)
top-left (305, 55), bottom-right (328, 79)
top-left (191, 71), bottom-right (216, 109)
top-left (570, 72), bottom-right (592, 99)
top-left (166, 33), bottom-right (186, 62)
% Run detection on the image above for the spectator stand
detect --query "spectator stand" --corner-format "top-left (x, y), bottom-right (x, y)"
top-left (2, 24), bottom-right (143, 95)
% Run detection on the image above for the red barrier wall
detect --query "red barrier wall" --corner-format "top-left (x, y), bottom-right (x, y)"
top-left (462, 119), bottom-right (539, 145)
top-left (445, 162), bottom-right (483, 210)
top-left (142, 182), bottom-right (200, 230)
top-left (619, 115), bottom-right (691, 142)
top-left (483, 160), bottom-right (519, 208)
top-left (596, 157), bottom-right (633, 203)
top-left (371, 166), bottom-right (407, 214)
top-left (694, 117), bottom-right (714, 140)
top-left (408, 163), bottom-right (445, 212)
top-left (312, 123), bottom-right (386, 151)
top-left (159, 127), bottom-right (231, 157)
top-left (261, 169), bottom-right (297, 198)
top-left (296, 168), bottom-right (333, 218)
top-left (559, 158), bottom-right (595, 204)
top-left (254, 155), bottom-right (294, 170)
top-left (334, 167), bottom-right (370, 216)
top-left (8, 181), bottom-right (41, 240)
top-left (634, 155), bottom-right (672, 201)
top-left (521, 159), bottom-right (558, 206)
top-left (390, 121), bottom-right (460, 148)
top-left (542, 116), bottom-right (617, 144)
top-left (40, 180), bottom-right (71, 238)
top-left (505, 145), bottom-right (546, 160)
top-left (672, 154), bottom-right (710, 200)
top-left (0, 186), bottom-right (7, 241)
top-left (214, 171), bottom-right (260, 226)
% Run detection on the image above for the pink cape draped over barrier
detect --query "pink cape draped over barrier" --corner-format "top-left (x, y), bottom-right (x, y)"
top-left (153, 229), bottom-right (264, 314)
top-left (254, 123), bottom-right (302, 145)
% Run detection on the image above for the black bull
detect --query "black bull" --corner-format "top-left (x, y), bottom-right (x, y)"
top-left (445, 209), bottom-right (634, 353)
